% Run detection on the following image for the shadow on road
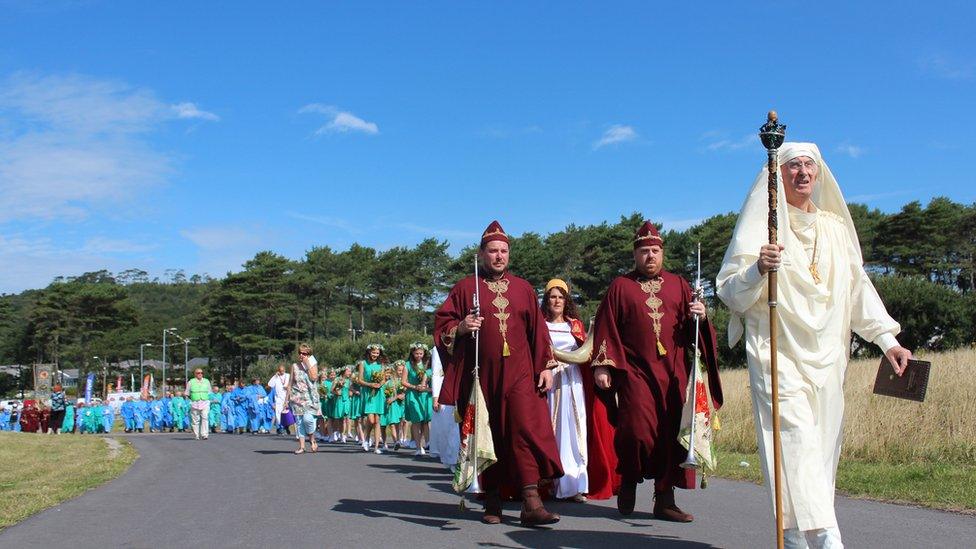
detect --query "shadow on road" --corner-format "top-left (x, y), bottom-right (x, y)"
top-left (504, 529), bottom-right (717, 548)
top-left (333, 498), bottom-right (465, 531)
top-left (367, 462), bottom-right (447, 475)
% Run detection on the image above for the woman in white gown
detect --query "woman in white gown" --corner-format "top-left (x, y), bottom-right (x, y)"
top-left (542, 278), bottom-right (589, 502)
top-left (428, 347), bottom-right (460, 470)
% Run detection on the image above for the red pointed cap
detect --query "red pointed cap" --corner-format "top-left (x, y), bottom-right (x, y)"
top-left (633, 220), bottom-right (663, 249)
top-left (480, 220), bottom-right (509, 247)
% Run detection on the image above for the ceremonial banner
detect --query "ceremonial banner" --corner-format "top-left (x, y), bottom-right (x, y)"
top-left (141, 374), bottom-right (152, 399)
top-left (33, 363), bottom-right (54, 400)
top-left (452, 382), bottom-right (496, 493)
top-left (116, 375), bottom-right (124, 393)
top-left (85, 373), bottom-right (95, 404)
top-left (679, 352), bottom-right (717, 471)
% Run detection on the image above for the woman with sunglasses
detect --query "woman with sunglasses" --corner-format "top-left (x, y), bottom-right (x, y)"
top-left (287, 343), bottom-right (320, 454)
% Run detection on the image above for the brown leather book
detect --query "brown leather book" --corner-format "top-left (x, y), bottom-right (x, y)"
top-left (872, 357), bottom-right (930, 402)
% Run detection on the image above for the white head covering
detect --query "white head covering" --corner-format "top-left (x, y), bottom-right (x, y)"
top-left (717, 142), bottom-right (861, 346)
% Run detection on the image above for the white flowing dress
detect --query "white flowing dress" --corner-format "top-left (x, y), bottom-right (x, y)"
top-left (428, 348), bottom-right (460, 469)
top-left (546, 320), bottom-right (588, 498)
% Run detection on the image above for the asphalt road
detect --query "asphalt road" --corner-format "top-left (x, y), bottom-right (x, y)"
top-left (2, 433), bottom-right (972, 548)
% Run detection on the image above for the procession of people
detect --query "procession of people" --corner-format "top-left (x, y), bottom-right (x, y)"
top-left (0, 140), bottom-right (915, 549)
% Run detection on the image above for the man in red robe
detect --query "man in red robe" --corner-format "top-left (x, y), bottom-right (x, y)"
top-left (435, 220), bottom-right (563, 526)
top-left (591, 220), bottom-right (723, 521)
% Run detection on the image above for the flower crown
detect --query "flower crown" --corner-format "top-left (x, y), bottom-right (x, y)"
top-left (365, 343), bottom-right (385, 352)
top-left (409, 342), bottom-right (429, 352)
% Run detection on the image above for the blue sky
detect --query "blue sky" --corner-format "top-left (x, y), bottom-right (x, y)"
top-left (1, 1), bottom-right (973, 293)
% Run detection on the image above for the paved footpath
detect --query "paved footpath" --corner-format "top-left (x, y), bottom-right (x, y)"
top-left (2, 433), bottom-right (972, 548)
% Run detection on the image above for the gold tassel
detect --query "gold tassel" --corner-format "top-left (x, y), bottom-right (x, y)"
top-left (701, 473), bottom-right (708, 490)
top-left (502, 340), bottom-right (510, 357)
top-left (656, 340), bottom-right (667, 356)
top-left (713, 413), bottom-right (721, 431)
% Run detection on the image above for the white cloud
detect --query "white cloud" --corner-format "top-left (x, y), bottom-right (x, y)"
top-left (593, 124), bottom-right (638, 149)
top-left (81, 236), bottom-right (156, 254)
top-left (918, 53), bottom-right (973, 80)
top-left (299, 103), bottom-right (379, 135)
top-left (835, 142), bottom-right (865, 158)
top-left (702, 131), bottom-right (757, 152)
top-left (180, 226), bottom-right (267, 276)
top-left (0, 72), bottom-right (212, 223)
top-left (0, 232), bottom-right (156, 293)
top-left (171, 102), bottom-right (220, 121)
top-left (286, 211), bottom-right (360, 233)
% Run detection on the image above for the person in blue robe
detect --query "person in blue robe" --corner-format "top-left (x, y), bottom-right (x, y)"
top-left (221, 384), bottom-right (236, 433)
top-left (88, 404), bottom-right (104, 433)
top-left (133, 398), bottom-right (147, 432)
top-left (149, 396), bottom-right (165, 432)
top-left (182, 393), bottom-right (192, 430)
top-left (73, 403), bottom-right (85, 433)
top-left (121, 397), bottom-right (136, 432)
top-left (261, 387), bottom-right (275, 433)
top-left (101, 403), bottom-right (115, 433)
top-left (62, 402), bottom-right (75, 433)
top-left (161, 392), bottom-right (173, 431)
top-left (170, 392), bottom-right (187, 432)
top-left (0, 407), bottom-right (11, 431)
top-left (247, 379), bottom-right (264, 433)
top-left (232, 381), bottom-right (248, 433)
top-left (208, 388), bottom-right (222, 432)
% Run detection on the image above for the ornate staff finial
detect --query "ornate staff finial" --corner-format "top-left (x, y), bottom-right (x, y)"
top-left (759, 110), bottom-right (786, 150)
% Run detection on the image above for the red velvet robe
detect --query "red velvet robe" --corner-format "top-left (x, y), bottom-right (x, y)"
top-left (435, 272), bottom-right (563, 488)
top-left (592, 270), bottom-right (723, 489)
top-left (562, 318), bottom-right (622, 500)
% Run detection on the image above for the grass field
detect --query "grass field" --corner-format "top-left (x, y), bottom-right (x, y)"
top-left (712, 347), bottom-right (976, 513)
top-left (0, 433), bottom-right (137, 529)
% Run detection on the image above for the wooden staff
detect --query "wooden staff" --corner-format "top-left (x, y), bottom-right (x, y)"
top-left (759, 110), bottom-right (786, 549)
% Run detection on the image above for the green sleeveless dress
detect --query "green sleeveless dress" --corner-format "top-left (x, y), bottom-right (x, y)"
top-left (362, 361), bottom-right (385, 415)
top-left (404, 363), bottom-right (433, 423)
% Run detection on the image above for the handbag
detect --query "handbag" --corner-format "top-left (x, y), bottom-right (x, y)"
top-left (280, 408), bottom-right (296, 427)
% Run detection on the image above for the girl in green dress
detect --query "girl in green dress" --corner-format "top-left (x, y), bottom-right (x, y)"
top-left (356, 343), bottom-right (388, 454)
top-left (319, 368), bottom-right (335, 442)
top-left (381, 364), bottom-right (407, 450)
top-left (332, 366), bottom-right (352, 442)
top-left (402, 342), bottom-right (434, 456)
top-left (348, 366), bottom-right (363, 443)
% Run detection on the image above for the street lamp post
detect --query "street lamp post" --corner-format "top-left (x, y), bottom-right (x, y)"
top-left (163, 328), bottom-right (178, 395)
top-left (139, 343), bottom-right (153, 393)
top-left (183, 338), bottom-right (190, 385)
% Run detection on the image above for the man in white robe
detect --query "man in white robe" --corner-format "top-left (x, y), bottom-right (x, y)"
top-left (267, 364), bottom-right (290, 435)
top-left (716, 142), bottom-right (912, 549)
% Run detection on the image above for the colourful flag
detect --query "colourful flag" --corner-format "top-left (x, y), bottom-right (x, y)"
top-left (453, 381), bottom-right (497, 493)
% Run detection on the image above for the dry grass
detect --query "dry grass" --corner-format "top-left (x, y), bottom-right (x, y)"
top-left (716, 347), bottom-right (976, 464)
top-left (0, 433), bottom-right (137, 529)
top-left (712, 348), bottom-right (976, 512)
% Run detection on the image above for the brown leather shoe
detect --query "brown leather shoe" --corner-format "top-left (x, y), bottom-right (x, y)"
top-left (483, 489), bottom-right (502, 524)
top-left (617, 481), bottom-right (637, 516)
top-left (653, 488), bottom-right (694, 522)
top-left (519, 485), bottom-right (560, 526)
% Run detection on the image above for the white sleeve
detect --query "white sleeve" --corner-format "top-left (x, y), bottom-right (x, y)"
top-left (849, 260), bottom-right (901, 353)
top-left (430, 348), bottom-right (444, 397)
top-left (716, 257), bottom-right (766, 313)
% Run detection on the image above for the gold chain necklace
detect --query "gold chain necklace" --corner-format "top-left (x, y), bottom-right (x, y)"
top-left (809, 219), bottom-right (822, 284)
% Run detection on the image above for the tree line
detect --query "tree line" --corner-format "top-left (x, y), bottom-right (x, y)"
top-left (1, 197), bottom-right (974, 393)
